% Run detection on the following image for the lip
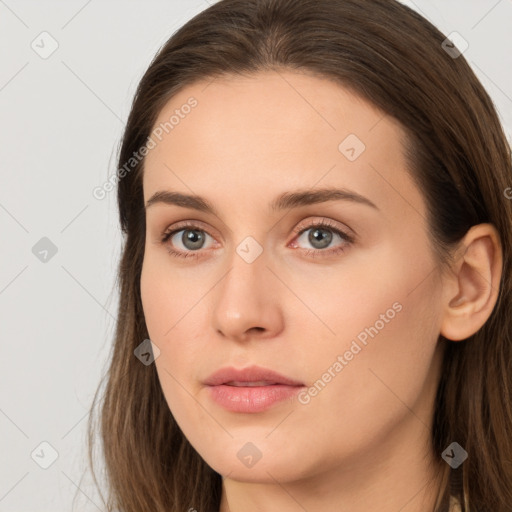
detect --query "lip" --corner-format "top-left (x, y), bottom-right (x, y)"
top-left (204, 365), bottom-right (304, 387)
top-left (203, 365), bottom-right (305, 413)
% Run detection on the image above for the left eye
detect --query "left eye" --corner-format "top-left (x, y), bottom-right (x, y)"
top-left (294, 224), bottom-right (351, 251)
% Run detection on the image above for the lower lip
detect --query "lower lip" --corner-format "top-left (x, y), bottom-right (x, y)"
top-left (206, 384), bottom-right (304, 413)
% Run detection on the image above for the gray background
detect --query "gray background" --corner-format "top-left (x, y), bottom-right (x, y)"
top-left (1, 1), bottom-right (511, 511)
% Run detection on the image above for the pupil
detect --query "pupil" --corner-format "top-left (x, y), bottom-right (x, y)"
top-left (309, 228), bottom-right (332, 249)
top-left (183, 230), bottom-right (204, 250)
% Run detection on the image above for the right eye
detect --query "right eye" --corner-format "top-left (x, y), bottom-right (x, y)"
top-left (160, 224), bottom-right (217, 259)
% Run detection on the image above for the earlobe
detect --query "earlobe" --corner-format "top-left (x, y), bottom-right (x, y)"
top-left (440, 224), bottom-right (502, 342)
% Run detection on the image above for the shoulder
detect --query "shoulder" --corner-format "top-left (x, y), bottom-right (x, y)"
top-left (449, 495), bottom-right (462, 512)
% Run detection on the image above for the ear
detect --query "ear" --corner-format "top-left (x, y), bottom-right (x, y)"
top-left (440, 223), bottom-right (503, 341)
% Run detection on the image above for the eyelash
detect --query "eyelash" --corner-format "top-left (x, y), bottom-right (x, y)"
top-left (159, 219), bottom-right (354, 260)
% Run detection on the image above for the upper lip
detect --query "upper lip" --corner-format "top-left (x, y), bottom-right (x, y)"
top-left (203, 365), bottom-right (304, 386)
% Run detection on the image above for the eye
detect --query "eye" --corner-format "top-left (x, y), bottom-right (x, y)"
top-left (290, 219), bottom-right (354, 258)
top-left (160, 222), bottom-right (216, 260)
top-left (159, 218), bottom-right (354, 260)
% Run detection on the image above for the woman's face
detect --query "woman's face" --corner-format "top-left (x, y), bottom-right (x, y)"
top-left (140, 70), bottom-right (446, 484)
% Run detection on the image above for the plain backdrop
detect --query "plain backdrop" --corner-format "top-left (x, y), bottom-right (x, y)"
top-left (1, 1), bottom-right (511, 510)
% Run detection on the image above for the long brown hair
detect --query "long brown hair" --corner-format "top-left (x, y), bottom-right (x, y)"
top-left (86, 1), bottom-right (512, 511)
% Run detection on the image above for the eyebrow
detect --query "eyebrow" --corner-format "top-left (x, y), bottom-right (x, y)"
top-left (144, 187), bottom-right (379, 215)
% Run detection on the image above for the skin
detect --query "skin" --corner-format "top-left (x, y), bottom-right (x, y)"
top-left (140, 70), bottom-right (502, 512)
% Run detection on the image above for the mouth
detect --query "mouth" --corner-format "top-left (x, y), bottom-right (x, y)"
top-left (203, 366), bottom-right (305, 413)
top-left (224, 380), bottom-right (282, 387)
top-left (203, 365), bottom-right (304, 387)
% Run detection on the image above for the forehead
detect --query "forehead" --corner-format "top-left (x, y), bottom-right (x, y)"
top-left (142, 70), bottom-right (424, 220)
top-left (146, 69), bottom-right (400, 160)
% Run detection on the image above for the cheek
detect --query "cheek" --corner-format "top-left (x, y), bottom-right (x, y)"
top-left (141, 259), bottom-right (211, 446)
top-left (281, 237), bottom-right (441, 354)
top-left (310, 294), bottom-right (441, 462)
top-left (140, 255), bottom-right (191, 393)
top-left (292, 248), bottom-right (444, 458)
top-left (140, 250), bottom-right (207, 345)
top-left (140, 251), bottom-right (210, 397)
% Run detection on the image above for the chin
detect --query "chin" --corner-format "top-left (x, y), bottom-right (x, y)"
top-left (199, 445), bottom-right (312, 484)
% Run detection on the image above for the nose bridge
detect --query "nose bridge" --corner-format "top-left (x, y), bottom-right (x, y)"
top-left (211, 237), bottom-right (282, 339)
top-left (217, 239), bottom-right (267, 313)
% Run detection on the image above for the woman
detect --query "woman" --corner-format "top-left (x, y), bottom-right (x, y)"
top-left (87, 0), bottom-right (512, 511)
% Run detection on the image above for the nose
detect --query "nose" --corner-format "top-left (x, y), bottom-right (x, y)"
top-left (211, 245), bottom-right (284, 343)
